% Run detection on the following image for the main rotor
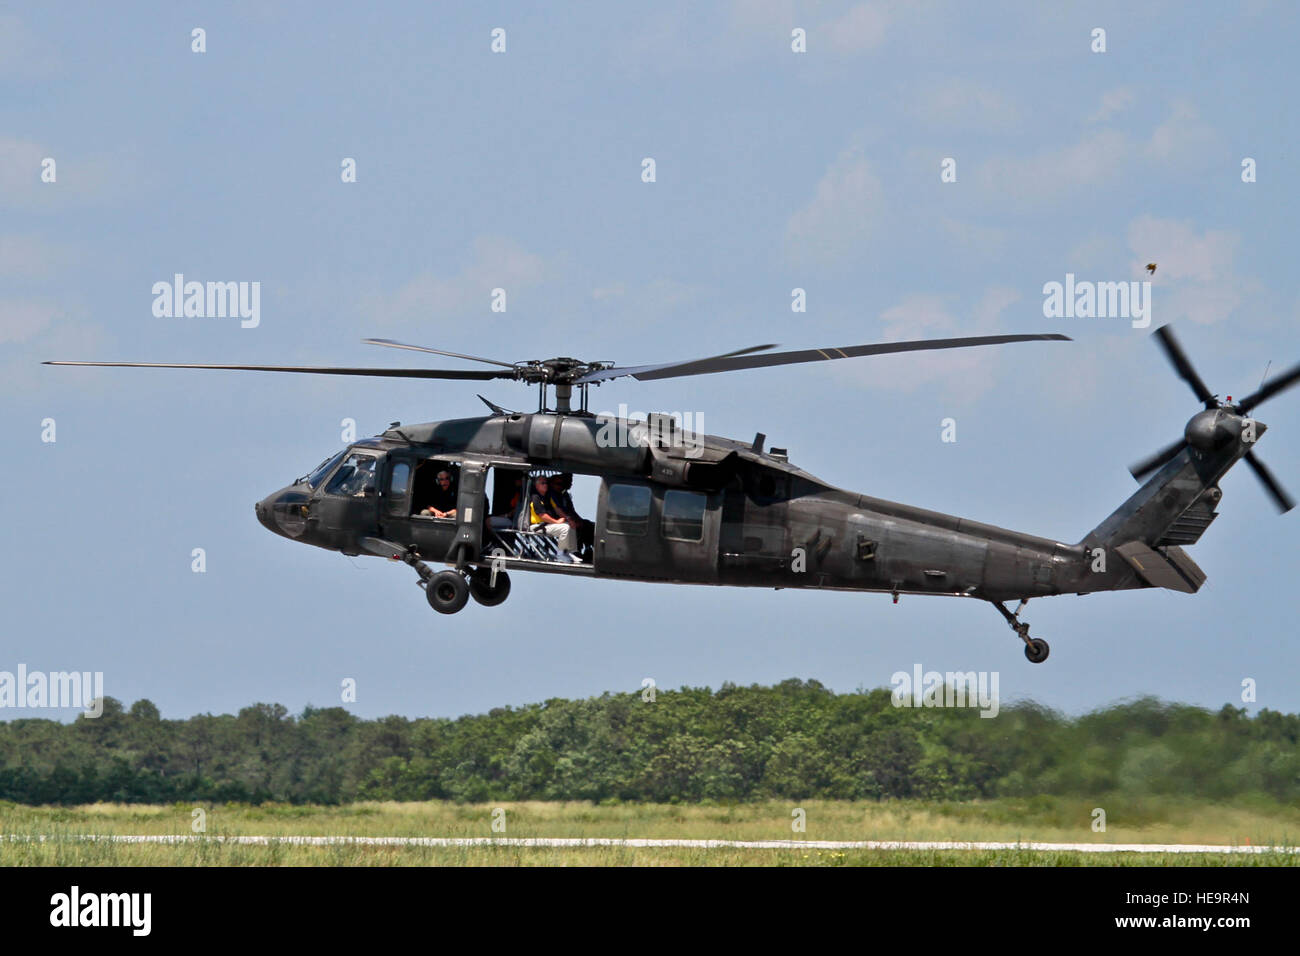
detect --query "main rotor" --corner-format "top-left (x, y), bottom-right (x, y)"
top-left (46, 331), bottom-right (1074, 416)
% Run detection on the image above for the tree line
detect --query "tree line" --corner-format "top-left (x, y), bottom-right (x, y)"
top-left (0, 680), bottom-right (1296, 805)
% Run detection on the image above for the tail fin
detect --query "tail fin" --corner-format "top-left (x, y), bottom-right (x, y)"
top-left (1081, 444), bottom-right (1244, 594)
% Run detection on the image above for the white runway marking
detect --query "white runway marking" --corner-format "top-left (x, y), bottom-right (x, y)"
top-left (4, 835), bottom-right (1296, 853)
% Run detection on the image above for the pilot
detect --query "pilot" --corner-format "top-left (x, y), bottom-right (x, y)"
top-left (421, 469), bottom-right (458, 519)
top-left (551, 473), bottom-right (593, 559)
top-left (528, 475), bottom-right (580, 562)
top-left (335, 456), bottom-right (376, 496)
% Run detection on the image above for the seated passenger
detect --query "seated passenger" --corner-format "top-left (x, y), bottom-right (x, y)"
top-left (551, 473), bottom-right (594, 559)
top-left (489, 475), bottom-right (524, 531)
top-left (527, 475), bottom-right (580, 563)
top-left (420, 469), bottom-right (458, 518)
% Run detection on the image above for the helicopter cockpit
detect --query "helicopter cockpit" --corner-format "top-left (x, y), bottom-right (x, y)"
top-left (301, 449), bottom-right (347, 489)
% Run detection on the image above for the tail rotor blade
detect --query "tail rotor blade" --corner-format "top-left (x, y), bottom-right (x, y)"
top-left (1153, 325), bottom-right (1216, 409)
top-left (1244, 450), bottom-right (1296, 513)
top-left (1236, 360), bottom-right (1300, 414)
top-left (1129, 439), bottom-right (1187, 481)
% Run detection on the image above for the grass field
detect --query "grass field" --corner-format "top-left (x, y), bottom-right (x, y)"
top-left (3, 796), bottom-right (1297, 866)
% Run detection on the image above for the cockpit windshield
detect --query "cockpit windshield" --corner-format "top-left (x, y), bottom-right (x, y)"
top-left (303, 449), bottom-right (348, 489)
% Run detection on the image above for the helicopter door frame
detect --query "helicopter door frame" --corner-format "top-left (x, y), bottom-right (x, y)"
top-left (309, 447), bottom-right (385, 553)
top-left (405, 456), bottom-right (462, 563)
top-left (377, 452), bottom-right (417, 549)
top-left (450, 461), bottom-right (488, 565)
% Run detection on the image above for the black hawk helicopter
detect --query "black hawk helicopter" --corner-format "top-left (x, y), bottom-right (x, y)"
top-left (47, 325), bottom-right (1298, 663)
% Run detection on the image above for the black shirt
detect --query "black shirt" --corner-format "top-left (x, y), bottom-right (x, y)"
top-left (428, 485), bottom-right (457, 513)
top-left (529, 491), bottom-right (561, 522)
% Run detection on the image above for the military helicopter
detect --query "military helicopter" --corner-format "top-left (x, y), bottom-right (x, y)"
top-left (47, 325), bottom-right (1298, 663)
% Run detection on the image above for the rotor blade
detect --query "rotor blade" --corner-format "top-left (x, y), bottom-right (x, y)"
top-left (1153, 325), bottom-right (1216, 409)
top-left (1129, 438), bottom-right (1187, 481)
top-left (577, 333), bottom-right (1070, 385)
top-left (574, 343), bottom-right (779, 385)
top-left (1244, 450), bottom-right (1295, 513)
top-left (362, 339), bottom-right (517, 369)
top-left (43, 361), bottom-right (512, 381)
top-left (1236, 360), bottom-right (1300, 414)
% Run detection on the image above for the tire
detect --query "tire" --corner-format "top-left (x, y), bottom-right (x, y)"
top-left (426, 570), bottom-right (470, 614)
top-left (468, 569), bottom-right (511, 607)
top-left (1024, 638), bottom-right (1050, 664)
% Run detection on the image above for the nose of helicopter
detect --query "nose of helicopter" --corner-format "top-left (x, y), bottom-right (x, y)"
top-left (254, 496), bottom-right (274, 532)
top-left (255, 485), bottom-right (309, 538)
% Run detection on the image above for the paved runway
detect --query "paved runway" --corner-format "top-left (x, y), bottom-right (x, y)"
top-left (5, 834), bottom-right (1295, 853)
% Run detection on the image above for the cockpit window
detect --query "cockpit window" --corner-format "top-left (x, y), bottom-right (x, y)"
top-left (305, 450), bottom-right (348, 489)
top-left (325, 453), bottom-right (379, 497)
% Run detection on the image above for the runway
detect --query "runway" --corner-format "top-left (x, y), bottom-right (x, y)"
top-left (4, 835), bottom-right (1295, 853)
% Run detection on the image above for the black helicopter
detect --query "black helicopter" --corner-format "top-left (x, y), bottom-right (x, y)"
top-left (47, 325), bottom-right (1298, 663)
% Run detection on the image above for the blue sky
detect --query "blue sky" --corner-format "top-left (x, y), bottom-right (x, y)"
top-left (3, 1), bottom-right (1298, 721)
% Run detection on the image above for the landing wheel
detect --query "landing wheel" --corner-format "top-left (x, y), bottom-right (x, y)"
top-left (1024, 638), bottom-right (1050, 664)
top-left (468, 568), bottom-right (511, 607)
top-left (426, 570), bottom-right (469, 614)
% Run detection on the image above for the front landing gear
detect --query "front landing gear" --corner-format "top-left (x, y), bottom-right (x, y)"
top-left (426, 570), bottom-right (470, 614)
top-left (395, 545), bottom-right (471, 615)
top-left (992, 599), bottom-right (1050, 664)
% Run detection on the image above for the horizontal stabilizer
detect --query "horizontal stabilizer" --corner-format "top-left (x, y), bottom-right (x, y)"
top-left (1116, 541), bottom-right (1205, 594)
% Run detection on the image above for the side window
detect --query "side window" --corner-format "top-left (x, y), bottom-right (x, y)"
top-left (663, 490), bottom-right (706, 541)
top-left (387, 461), bottom-right (411, 514)
top-left (606, 484), bottom-right (651, 536)
top-left (325, 453), bottom-right (378, 497)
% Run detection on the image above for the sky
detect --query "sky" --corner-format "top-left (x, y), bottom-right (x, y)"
top-left (3, 1), bottom-right (1298, 722)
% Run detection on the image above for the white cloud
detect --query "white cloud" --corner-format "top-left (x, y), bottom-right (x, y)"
top-left (1127, 216), bottom-right (1237, 284)
top-left (1143, 100), bottom-right (1218, 165)
top-left (976, 130), bottom-right (1130, 202)
top-left (828, 286), bottom-right (1023, 402)
top-left (941, 218), bottom-right (1008, 257)
top-left (1127, 216), bottom-right (1251, 325)
top-left (0, 299), bottom-right (60, 345)
top-left (972, 99), bottom-right (1219, 205)
top-left (826, 2), bottom-right (891, 53)
top-left (0, 235), bottom-right (68, 279)
top-left (784, 148), bottom-right (882, 269)
top-left (915, 83), bottom-right (1019, 129)
top-left (1088, 87), bottom-right (1135, 124)
top-left (0, 137), bottom-right (129, 207)
top-left (363, 236), bottom-right (548, 327)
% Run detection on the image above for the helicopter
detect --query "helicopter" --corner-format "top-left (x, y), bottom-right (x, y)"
top-left (46, 325), bottom-right (1299, 663)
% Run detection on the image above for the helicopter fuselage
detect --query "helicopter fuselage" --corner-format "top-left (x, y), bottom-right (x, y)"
top-left (255, 410), bottom-right (1234, 606)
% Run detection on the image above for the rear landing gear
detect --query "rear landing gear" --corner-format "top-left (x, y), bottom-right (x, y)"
top-left (992, 599), bottom-right (1050, 663)
top-left (1024, 638), bottom-right (1050, 664)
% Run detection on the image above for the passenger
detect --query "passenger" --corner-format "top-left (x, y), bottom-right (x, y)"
top-left (551, 473), bottom-right (594, 559)
top-left (489, 475), bottom-right (523, 531)
top-left (420, 469), bottom-right (458, 518)
top-left (527, 475), bottom-right (580, 562)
